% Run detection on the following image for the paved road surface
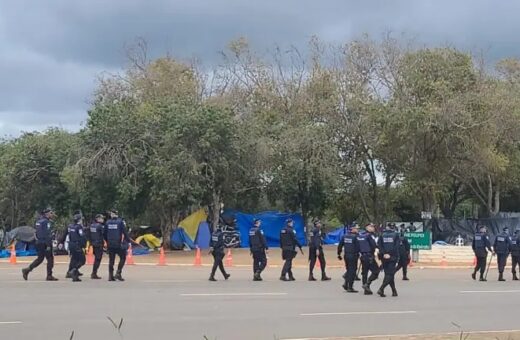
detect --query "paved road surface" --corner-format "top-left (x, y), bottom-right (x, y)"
top-left (0, 262), bottom-right (519, 340)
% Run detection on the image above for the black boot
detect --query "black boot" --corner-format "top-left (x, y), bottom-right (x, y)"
top-left (224, 273), bottom-right (231, 280)
top-left (108, 272), bottom-right (115, 282)
top-left (65, 271), bottom-right (72, 279)
top-left (288, 275), bottom-right (296, 281)
top-left (209, 276), bottom-right (217, 281)
top-left (91, 272), bottom-right (102, 280)
top-left (280, 276), bottom-right (289, 281)
top-left (392, 289), bottom-right (398, 297)
top-left (46, 275), bottom-right (59, 281)
top-left (403, 276), bottom-right (409, 281)
top-left (72, 269), bottom-right (82, 282)
top-left (308, 274), bottom-right (317, 281)
top-left (499, 273), bottom-right (506, 282)
top-left (321, 273), bottom-right (331, 281)
top-left (114, 272), bottom-right (125, 281)
top-left (253, 272), bottom-right (261, 281)
top-left (471, 272), bottom-right (476, 280)
top-left (377, 288), bottom-right (386, 297)
top-left (479, 275), bottom-right (487, 282)
top-left (354, 275), bottom-right (361, 281)
top-left (363, 283), bottom-right (373, 295)
top-left (513, 273), bottom-right (519, 281)
top-left (22, 267), bottom-right (30, 281)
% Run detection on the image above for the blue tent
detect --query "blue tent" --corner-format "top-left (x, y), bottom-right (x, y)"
top-left (194, 221), bottom-right (211, 249)
top-left (225, 210), bottom-right (307, 248)
top-left (323, 226), bottom-right (346, 245)
top-left (170, 227), bottom-right (196, 250)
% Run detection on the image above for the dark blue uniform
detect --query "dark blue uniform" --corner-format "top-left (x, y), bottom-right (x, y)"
top-left (88, 222), bottom-right (105, 277)
top-left (209, 229), bottom-right (229, 280)
top-left (337, 231), bottom-right (360, 291)
top-left (357, 231), bottom-right (379, 289)
top-left (308, 227), bottom-right (329, 280)
top-left (66, 223), bottom-right (87, 281)
top-left (377, 229), bottom-right (400, 297)
top-left (511, 232), bottom-right (520, 280)
top-left (249, 226), bottom-right (268, 280)
top-left (25, 216), bottom-right (55, 278)
top-left (280, 225), bottom-right (302, 281)
top-left (103, 218), bottom-right (130, 281)
top-left (472, 231), bottom-right (492, 280)
top-left (395, 234), bottom-right (411, 280)
top-left (494, 231), bottom-right (511, 280)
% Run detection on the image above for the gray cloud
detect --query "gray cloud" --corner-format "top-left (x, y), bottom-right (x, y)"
top-left (1, 0), bottom-right (519, 136)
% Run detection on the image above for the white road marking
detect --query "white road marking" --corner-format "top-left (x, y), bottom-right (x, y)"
top-left (0, 321), bottom-right (22, 325)
top-left (144, 280), bottom-right (197, 283)
top-left (300, 311), bottom-right (417, 316)
top-left (282, 329), bottom-right (520, 340)
top-left (180, 292), bottom-right (288, 297)
top-left (460, 290), bottom-right (520, 293)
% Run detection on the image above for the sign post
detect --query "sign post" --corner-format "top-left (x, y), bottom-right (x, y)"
top-left (404, 231), bottom-right (432, 263)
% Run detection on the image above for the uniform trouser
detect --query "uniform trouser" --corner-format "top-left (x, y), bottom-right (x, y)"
top-left (497, 253), bottom-right (508, 274)
top-left (395, 255), bottom-right (409, 278)
top-left (68, 245), bottom-right (86, 274)
top-left (108, 247), bottom-right (127, 275)
top-left (512, 255), bottom-right (520, 274)
top-left (474, 255), bottom-right (487, 276)
top-left (28, 243), bottom-right (54, 276)
top-left (252, 250), bottom-right (267, 274)
top-left (281, 250), bottom-right (296, 278)
top-left (344, 254), bottom-right (359, 288)
top-left (211, 251), bottom-right (227, 277)
top-left (309, 247), bottom-right (326, 276)
top-left (360, 253), bottom-right (380, 285)
top-left (92, 246), bottom-right (104, 274)
top-left (379, 259), bottom-right (397, 292)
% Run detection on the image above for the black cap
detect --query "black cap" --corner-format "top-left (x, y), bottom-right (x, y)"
top-left (286, 218), bottom-right (293, 224)
top-left (41, 208), bottom-right (53, 214)
top-left (73, 213), bottom-right (83, 221)
top-left (253, 218), bottom-right (261, 224)
top-left (110, 208), bottom-right (119, 215)
top-left (313, 219), bottom-right (321, 226)
top-left (503, 227), bottom-right (509, 232)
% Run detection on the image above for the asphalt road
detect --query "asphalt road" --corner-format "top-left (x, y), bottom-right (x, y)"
top-left (0, 261), bottom-right (519, 340)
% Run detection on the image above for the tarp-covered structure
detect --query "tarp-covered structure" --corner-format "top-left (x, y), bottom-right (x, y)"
top-left (224, 210), bottom-right (307, 248)
top-left (428, 218), bottom-right (520, 245)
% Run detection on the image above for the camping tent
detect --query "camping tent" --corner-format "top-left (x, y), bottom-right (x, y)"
top-left (225, 210), bottom-right (307, 248)
top-left (194, 221), bottom-right (211, 249)
top-left (178, 209), bottom-right (207, 240)
top-left (170, 227), bottom-right (196, 250)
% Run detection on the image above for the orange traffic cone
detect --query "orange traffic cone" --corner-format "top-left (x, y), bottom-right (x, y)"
top-left (440, 251), bottom-right (447, 267)
top-left (194, 247), bottom-right (202, 266)
top-left (9, 244), bottom-right (16, 265)
top-left (86, 246), bottom-right (94, 265)
top-left (126, 244), bottom-right (135, 265)
top-left (157, 247), bottom-right (167, 266)
top-left (225, 249), bottom-right (233, 267)
top-left (472, 256), bottom-right (477, 266)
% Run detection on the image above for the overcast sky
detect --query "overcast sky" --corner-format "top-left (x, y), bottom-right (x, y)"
top-left (0, 0), bottom-right (518, 137)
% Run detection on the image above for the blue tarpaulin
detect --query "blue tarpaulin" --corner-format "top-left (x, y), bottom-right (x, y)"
top-left (225, 210), bottom-right (307, 248)
top-left (323, 226), bottom-right (346, 244)
top-left (170, 227), bottom-right (196, 250)
top-left (194, 222), bottom-right (211, 249)
top-left (0, 249), bottom-right (37, 258)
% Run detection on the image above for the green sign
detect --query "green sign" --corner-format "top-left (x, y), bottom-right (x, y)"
top-left (404, 231), bottom-right (432, 250)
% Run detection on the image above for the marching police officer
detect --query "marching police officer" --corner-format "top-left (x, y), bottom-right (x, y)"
top-left (337, 224), bottom-right (360, 293)
top-left (104, 209), bottom-right (131, 282)
top-left (511, 228), bottom-right (520, 281)
top-left (88, 214), bottom-right (105, 279)
top-left (280, 219), bottom-right (303, 281)
top-left (377, 224), bottom-right (400, 297)
top-left (249, 219), bottom-right (268, 281)
top-left (66, 213), bottom-right (87, 282)
top-left (308, 220), bottom-right (331, 281)
top-left (472, 225), bottom-right (493, 281)
top-left (209, 224), bottom-right (230, 281)
top-left (494, 227), bottom-right (511, 281)
top-left (395, 228), bottom-right (411, 280)
top-left (358, 224), bottom-right (379, 295)
top-left (22, 208), bottom-right (59, 281)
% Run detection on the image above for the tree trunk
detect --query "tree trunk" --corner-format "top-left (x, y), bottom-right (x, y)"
top-left (211, 191), bottom-right (221, 231)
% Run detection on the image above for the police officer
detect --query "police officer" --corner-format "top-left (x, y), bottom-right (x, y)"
top-left (65, 213), bottom-right (87, 282)
top-left (377, 224), bottom-right (400, 297)
top-left (472, 225), bottom-right (493, 281)
top-left (308, 220), bottom-right (331, 281)
top-left (280, 219), bottom-right (303, 281)
top-left (395, 228), bottom-right (411, 281)
top-left (511, 228), bottom-right (520, 281)
top-left (358, 224), bottom-right (379, 295)
top-left (337, 224), bottom-right (360, 293)
top-left (104, 209), bottom-right (131, 282)
top-left (249, 219), bottom-right (268, 281)
top-left (88, 214), bottom-right (105, 279)
top-left (494, 227), bottom-right (511, 281)
top-left (209, 224), bottom-right (230, 281)
top-left (22, 208), bottom-right (59, 281)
